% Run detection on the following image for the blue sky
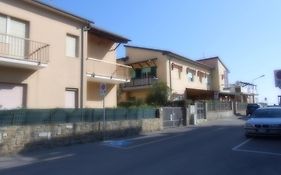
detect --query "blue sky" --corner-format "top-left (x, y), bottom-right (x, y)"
top-left (43, 0), bottom-right (281, 104)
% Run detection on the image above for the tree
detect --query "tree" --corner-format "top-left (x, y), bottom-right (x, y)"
top-left (146, 81), bottom-right (169, 106)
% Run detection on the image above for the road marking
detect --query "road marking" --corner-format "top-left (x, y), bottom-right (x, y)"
top-left (40, 154), bottom-right (75, 162)
top-left (232, 139), bottom-right (281, 157)
top-left (233, 148), bottom-right (281, 157)
top-left (103, 133), bottom-right (186, 150)
top-left (124, 133), bottom-right (186, 150)
top-left (232, 139), bottom-right (252, 151)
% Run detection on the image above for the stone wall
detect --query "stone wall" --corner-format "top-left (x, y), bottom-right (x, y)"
top-left (206, 110), bottom-right (234, 120)
top-left (0, 118), bottom-right (160, 155)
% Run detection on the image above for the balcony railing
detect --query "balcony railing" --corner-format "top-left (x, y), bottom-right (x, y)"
top-left (0, 33), bottom-right (49, 64)
top-left (86, 58), bottom-right (132, 83)
top-left (122, 77), bottom-right (158, 89)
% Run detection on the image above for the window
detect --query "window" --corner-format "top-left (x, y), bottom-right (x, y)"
top-left (187, 72), bottom-right (194, 82)
top-left (0, 15), bottom-right (7, 34)
top-left (66, 34), bottom-right (79, 58)
top-left (0, 15), bottom-right (28, 57)
top-left (178, 69), bottom-right (181, 79)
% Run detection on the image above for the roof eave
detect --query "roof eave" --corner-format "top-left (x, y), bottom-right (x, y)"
top-left (89, 26), bottom-right (130, 43)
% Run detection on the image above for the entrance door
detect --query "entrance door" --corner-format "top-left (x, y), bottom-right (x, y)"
top-left (0, 83), bottom-right (25, 110)
top-left (65, 88), bottom-right (78, 108)
top-left (196, 101), bottom-right (206, 119)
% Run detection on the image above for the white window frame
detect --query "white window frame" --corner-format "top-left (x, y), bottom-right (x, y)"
top-left (187, 72), bottom-right (194, 82)
top-left (66, 34), bottom-right (79, 58)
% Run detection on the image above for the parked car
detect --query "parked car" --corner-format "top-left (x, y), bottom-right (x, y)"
top-left (244, 107), bottom-right (281, 137)
top-left (246, 103), bottom-right (260, 116)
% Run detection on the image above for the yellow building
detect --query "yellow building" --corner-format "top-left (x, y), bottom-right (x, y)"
top-left (0, 0), bottom-right (131, 109)
top-left (118, 45), bottom-right (234, 103)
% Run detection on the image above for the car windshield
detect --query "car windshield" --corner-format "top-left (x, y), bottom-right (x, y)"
top-left (252, 109), bottom-right (281, 118)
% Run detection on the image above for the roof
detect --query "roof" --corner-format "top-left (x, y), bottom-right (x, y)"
top-left (26, 0), bottom-right (93, 24)
top-left (89, 26), bottom-right (130, 43)
top-left (124, 45), bottom-right (212, 70)
top-left (197, 57), bottom-right (230, 72)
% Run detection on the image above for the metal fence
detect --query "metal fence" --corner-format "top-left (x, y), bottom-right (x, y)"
top-left (236, 102), bottom-right (248, 111)
top-left (0, 108), bottom-right (157, 127)
top-left (207, 101), bottom-right (233, 111)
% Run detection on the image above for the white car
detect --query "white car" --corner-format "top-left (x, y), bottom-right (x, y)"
top-left (244, 107), bottom-right (281, 137)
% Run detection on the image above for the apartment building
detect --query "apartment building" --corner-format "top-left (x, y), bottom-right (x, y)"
top-left (118, 45), bottom-right (234, 103)
top-left (0, 0), bottom-right (131, 109)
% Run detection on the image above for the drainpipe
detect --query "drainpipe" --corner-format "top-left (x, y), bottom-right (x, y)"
top-left (168, 56), bottom-right (172, 99)
top-left (80, 25), bottom-right (91, 108)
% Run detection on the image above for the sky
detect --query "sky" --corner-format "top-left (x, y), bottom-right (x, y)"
top-left (43, 0), bottom-right (281, 104)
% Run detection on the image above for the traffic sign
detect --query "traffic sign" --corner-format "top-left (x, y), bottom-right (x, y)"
top-left (100, 83), bottom-right (107, 96)
top-left (274, 70), bottom-right (281, 89)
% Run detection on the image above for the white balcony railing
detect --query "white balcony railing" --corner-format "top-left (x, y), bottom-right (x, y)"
top-left (0, 33), bottom-right (49, 64)
top-left (122, 77), bottom-right (158, 89)
top-left (86, 57), bottom-right (132, 84)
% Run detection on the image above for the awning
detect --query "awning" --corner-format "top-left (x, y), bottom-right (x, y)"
top-left (128, 58), bottom-right (157, 69)
top-left (185, 88), bottom-right (214, 100)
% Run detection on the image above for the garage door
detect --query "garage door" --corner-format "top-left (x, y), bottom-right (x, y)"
top-left (0, 83), bottom-right (25, 110)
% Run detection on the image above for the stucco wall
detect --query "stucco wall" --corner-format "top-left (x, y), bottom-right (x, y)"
top-left (86, 82), bottom-right (117, 108)
top-left (0, 0), bottom-right (120, 108)
top-left (126, 47), bottom-right (168, 84)
top-left (168, 57), bottom-right (211, 95)
top-left (0, 0), bottom-right (85, 108)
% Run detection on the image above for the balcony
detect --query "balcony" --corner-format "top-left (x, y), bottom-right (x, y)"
top-left (121, 77), bottom-right (158, 90)
top-left (0, 33), bottom-right (49, 70)
top-left (86, 58), bottom-right (132, 84)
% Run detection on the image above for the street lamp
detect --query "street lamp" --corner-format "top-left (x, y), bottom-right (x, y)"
top-left (252, 74), bottom-right (265, 83)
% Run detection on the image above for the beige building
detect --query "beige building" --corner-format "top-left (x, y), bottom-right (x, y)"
top-left (118, 45), bottom-right (234, 103)
top-left (0, 0), bottom-right (131, 109)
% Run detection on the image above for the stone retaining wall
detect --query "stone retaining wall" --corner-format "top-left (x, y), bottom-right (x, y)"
top-left (206, 110), bottom-right (234, 120)
top-left (0, 118), bottom-right (160, 155)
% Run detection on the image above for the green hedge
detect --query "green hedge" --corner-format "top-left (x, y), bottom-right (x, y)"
top-left (0, 108), bottom-right (158, 127)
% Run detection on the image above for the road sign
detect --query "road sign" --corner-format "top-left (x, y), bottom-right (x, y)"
top-left (100, 83), bottom-right (107, 96)
top-left (274, 70), bottom-right (281, 89)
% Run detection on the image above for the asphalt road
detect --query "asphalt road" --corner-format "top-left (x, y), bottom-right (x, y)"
top-left (1, 117), bottom-right (281, 175)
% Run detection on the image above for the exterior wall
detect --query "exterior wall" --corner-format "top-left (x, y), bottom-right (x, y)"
top-left (0, 0), bottom-right (120, 108)
top-left (168, 57), bottom-right (211, 95)
top-left (217, 61), bottom-right (228, 91)
top-left (127, 89), bottom-right (150, 102)
top-left (87, 34), bottom-right (117, 62)
top-left (86, 82), bottom-right (117, 108)
top-left (123, 47), bottom-right (212, 102)
top-left (0, 0), bottom-right (85, 108)
top-left (126, 47), bottom-right (168, 83)
top-left (86, 34), bottom-right (119, 108)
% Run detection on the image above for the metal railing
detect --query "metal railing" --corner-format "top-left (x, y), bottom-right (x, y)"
top-left (122, 77), bottom-right (158, 88)
top-left (86, 57), bottom-right (132, 81)
top-left (0, 33), bottom-right (49, 64)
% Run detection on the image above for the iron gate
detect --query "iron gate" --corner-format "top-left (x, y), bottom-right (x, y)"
top-left (162, 107), bottom-right (186, 128)
top-left (196, 102), bottom-right (206, 119)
